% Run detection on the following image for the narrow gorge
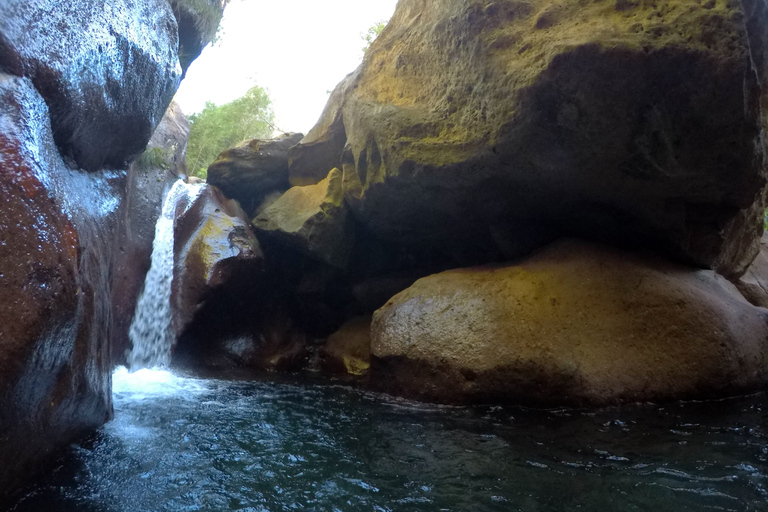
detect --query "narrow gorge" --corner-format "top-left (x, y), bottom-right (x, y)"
top-left (2, 0), bottom-right (768, 510)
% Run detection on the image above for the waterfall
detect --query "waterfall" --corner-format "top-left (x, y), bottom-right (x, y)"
top-left (127, 179), bottom-right (202, 370)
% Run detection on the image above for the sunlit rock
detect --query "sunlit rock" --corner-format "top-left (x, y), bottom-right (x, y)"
top-left (371, 239), bottom-right (768, 406)
top-left (172, 185), bottom-right (264, 340)
top-left (252, 168), bottom-right (353, 269)
top-left (207, 133), bottom-right (304, 215)
top-left (291, 0), bottom-right (768, 276)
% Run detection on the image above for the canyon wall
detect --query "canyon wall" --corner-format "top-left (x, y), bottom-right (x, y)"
top-left (0, 0), bottom-right (222, 498)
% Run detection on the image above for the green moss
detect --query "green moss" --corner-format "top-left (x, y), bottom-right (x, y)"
top-left (136, 146), bottom-right (172, 170)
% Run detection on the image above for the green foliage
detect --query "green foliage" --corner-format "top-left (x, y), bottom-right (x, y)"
top-left (362, 21), bottom-right (387, 54)
top-left (136, 146), bottom-right (172, 170)
top-left (186, 85), bottom-right (275, 178)
top-left (764, 208), bottom-right (768, 231)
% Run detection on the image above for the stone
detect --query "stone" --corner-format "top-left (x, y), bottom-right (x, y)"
top-left (111, 101), bottom-right (191, 365)
top-left (172, 184), bottom-right (264, 340)
top-left (0, 0), bottom-right (182, 171)
top-left (252, 168), bottom-right (353, 269)
top-left (371, 239), bottom-right (768, 406)
top-left (173, 307), bottom-right (308, 372)
top-left (321, 316), bottom-right (372, 376)
top-left (291, 0), bottom-right (768, 276)
top-left (734, 233), bottom-right (768, 309)
top-left (287, 82), bottom-right (349, 187)
top-left (168, 0), bottom-right (227, 77)
top-left (207, 133), bottom-right (304, 215)
top-left (0, 74), bottom-right (119, 496)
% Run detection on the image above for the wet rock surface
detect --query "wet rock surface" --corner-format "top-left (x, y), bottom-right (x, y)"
top-left (252, 168), bottom-right (353, 269)
top-left (207, 133), bottom-right (304, 215)
top-left (371, 239), bottom-right (768, 406)
top-left (290, 0), bottom-right (768, 276)
top-left (0, 75), bottom-right (119, 495)
top-left (0, 0), bottom-right (182, 171)
top-left (172, 185), bottom-right (264, 340)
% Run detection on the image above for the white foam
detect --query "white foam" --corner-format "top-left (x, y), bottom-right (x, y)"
top-left (127, 179), bottom-right (203, 370)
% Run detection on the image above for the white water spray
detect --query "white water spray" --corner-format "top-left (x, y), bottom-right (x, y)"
top-left (127, 179), bottom-right (202, 370)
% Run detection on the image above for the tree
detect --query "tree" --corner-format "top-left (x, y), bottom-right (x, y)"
top-left (362, 21), bottom-right (387, 54)
top-left (186, 85), bottom-right (275, 178)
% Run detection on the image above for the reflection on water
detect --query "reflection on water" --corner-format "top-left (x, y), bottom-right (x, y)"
top-left (8, 367), bottom-right (768, 511)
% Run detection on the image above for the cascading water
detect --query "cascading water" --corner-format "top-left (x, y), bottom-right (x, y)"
top-left (127, 179), bottom-right (202, 370)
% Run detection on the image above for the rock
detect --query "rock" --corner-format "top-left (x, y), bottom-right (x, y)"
top-left (172, 184), bottom-right (264, 340)
top-left (173, 307), bottom-right (308, 372)
top-left (0, 75), bottom-right (119, 495)
top-left (734, 233), bottom-right (768, 308)
top-left (168, 0), bottom-right (227, 77)
top-left (321, 316), bottom-right (372, 376)
top-left (111, 101), bottom-right (191, 366)
top-left (292, 0), bottom-right (768, 276)
top-left (287, 82), bottom-right (349, 187)
top-left (207, 133), bottom-right (304, 215)
top-left (0, 0), bottom-right (182, 171)
top-left (253, 168), bottom-right (353, 269)
top-left (351, 276), bottom-right (420, 313)
top-left (371, 239), bottom-right (768, 406)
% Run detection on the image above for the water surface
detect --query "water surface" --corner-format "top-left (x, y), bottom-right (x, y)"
top-left (8, 368), bottom-right (768, 511)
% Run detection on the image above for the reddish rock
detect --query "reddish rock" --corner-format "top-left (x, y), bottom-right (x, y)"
top-left (0, 75), bottom-right (118, 495)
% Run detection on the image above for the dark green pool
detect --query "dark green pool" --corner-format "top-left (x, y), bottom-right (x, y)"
top-left (7, 368), bottom-right (768, 511)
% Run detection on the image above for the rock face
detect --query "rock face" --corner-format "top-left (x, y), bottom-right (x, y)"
top-left (0, 0), bottom-right (183, 172)
top-left (172, 185), bottom-right (264, 339)
top-left (321, 316), bottom-right (372, 376)
top-left (111, 102), bottom-right (191, 365)
top-left (372, 239), bottom-right (768, 406)
top-left (734, 233), bottom-right (768, 308)
top-left (168, 0), bottom-right (227, 76)
top-left (0, 0), bottom-right (222, 499)
top-left (289, 0), bottom-right (768, 276)
top-left (207, 133), bottom-right (304, 215)
top-left (253, 168), bottom-right (353, 269)
top-left (0, 75), bottom-right (119, 495)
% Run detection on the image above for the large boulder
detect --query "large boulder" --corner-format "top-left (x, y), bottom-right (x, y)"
top-left (207, 133), bottom-right (304, 215)
top-left (172, 184), bottom-right (264, 340)
top-left (371, 239), bottom-right (768, 406)
top-left (252, 168), bottom-right (354, 269)
top-left (290, 0), bottom-right (768, 276)
top-left (111, 102), bottom-right (191, 365)
top-left (0, 0), bottom-right (182, 171)
top-left (0, 75), bottom-right (119, 495)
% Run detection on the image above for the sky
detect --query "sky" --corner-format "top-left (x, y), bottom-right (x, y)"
top-left (174, 0), bottom-right (399, 135)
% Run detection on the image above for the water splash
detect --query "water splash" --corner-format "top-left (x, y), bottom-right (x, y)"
top-left (127, 179), bottom-right (202, 370)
